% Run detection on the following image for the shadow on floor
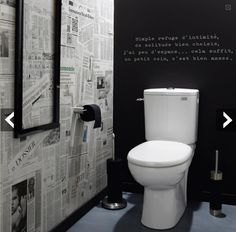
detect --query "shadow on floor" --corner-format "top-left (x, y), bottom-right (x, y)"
top-left (114, 193), bottom-right (201, 232)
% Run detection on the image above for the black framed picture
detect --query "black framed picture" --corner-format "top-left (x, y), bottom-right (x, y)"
top-left (14, 0), bottom-right (61, 138)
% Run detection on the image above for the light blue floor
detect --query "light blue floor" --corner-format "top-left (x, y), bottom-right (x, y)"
top-left (67, 192), bottom-right (236, 232)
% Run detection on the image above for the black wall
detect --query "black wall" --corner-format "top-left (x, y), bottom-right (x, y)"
top-left (114, 0), bottom-right (236, 202)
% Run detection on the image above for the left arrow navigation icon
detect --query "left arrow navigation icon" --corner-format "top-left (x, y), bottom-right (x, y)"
top-left (5, 112), bottom-right (14, 128)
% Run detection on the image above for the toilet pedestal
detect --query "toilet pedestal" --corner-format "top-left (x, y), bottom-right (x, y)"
top-left (141, 179), bottom-right (186, 230)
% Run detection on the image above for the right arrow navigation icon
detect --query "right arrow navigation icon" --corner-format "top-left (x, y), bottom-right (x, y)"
top-left (223, 112), bottom-right (232, 128)
top-left (216, 109), bottom-right (236, 131)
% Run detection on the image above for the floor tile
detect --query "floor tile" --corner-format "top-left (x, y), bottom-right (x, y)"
top-left (67, 192), bottom-right (236, 232)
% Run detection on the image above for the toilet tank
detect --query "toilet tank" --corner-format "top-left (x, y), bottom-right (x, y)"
top-left (144, 88), bottom-right (199, 145)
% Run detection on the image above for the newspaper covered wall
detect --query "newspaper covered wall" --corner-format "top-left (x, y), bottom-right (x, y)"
top-left (0, 0), bottom-right (114, 231)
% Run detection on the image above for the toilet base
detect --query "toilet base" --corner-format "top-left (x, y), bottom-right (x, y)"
top-left (141, 182), bottom-right (186, 229)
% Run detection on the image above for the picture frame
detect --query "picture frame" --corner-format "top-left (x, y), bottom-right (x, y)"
top-left (14, 0), bottom-right (61, 138)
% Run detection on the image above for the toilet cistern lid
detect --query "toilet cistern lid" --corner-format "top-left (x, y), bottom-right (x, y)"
top-left (127, 141), bottom-right (192, 167)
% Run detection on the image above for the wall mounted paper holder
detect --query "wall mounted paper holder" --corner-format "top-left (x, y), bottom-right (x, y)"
top-left (72, 106), bottom-right (87, 114)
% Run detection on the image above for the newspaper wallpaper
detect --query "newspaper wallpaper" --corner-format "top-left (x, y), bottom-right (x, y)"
top-left (0, 0), bottom-right (114, 231)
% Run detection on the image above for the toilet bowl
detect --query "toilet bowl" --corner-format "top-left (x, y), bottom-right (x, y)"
top-left (127, 88), bottom-right (199, 230)
top-left (128, 140), bottom-right (194, 229)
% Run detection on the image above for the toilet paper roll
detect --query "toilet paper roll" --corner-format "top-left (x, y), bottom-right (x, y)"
top-left (80, 104), bottom-right (102, 128)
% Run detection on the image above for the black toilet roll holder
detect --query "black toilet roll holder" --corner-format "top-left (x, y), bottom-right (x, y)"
top-left (70, 104), bottom-right (102, 147)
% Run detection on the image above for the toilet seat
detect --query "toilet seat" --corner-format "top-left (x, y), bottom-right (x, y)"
top-left (128, 140), bottom-right (192, 167)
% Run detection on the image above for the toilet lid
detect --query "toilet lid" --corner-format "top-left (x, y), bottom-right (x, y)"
top-left (127, 140), bottom-right (192, 167)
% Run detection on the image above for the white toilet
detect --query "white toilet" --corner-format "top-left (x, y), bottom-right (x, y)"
top-left (127, 88), bottom-right (199, 230)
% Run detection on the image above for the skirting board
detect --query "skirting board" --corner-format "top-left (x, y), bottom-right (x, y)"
top-left (51, 188), bottom-right (107, 232)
